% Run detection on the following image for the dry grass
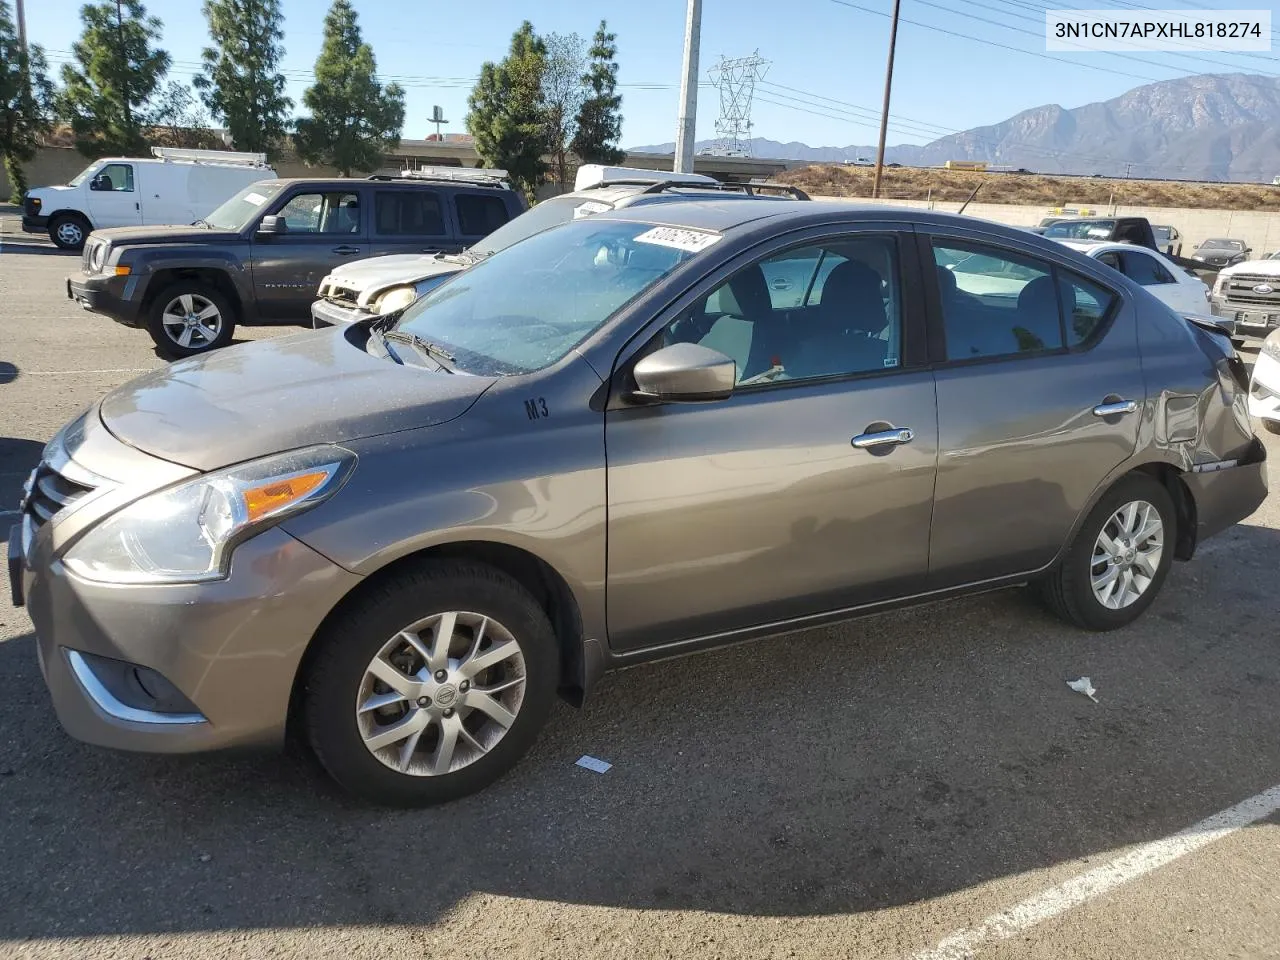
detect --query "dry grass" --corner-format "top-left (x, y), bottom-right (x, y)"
top-left (772, 164), bottom-right (1280, 212)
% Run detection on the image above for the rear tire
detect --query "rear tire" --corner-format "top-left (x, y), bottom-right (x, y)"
top-left (1038, 474), bottom-right (1176, 631)
top-left (145, 282), bottom-right (236, 359)
top-left (301, 561), bottom-right (559, 806)
top-left (48, 214), bottom-right (90, 251)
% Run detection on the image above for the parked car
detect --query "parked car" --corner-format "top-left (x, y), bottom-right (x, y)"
top-left (22, 147), bottom-right (276, 251)
top-left (1192, 238), bottom-right (1252, 268)
top-left (66, 171), bottom-right (525, 358)
top-left (1151, 224), bottom-right (1183, 257)
top-left (1248, 329), bottom-right (1280, 433)
top-left (1030, 217), bottom-right (1071, 236)
top-left (1209, 253), bottom-right (1280, 342)
top-left (312, 164), bottom-right (810, 328)
top-left (1041, 216), bottom-right (1159, 249)
top-left (1055, 240), bottom-right (1211, 315)
top-left (10, 202), bottom-right (1266, 806)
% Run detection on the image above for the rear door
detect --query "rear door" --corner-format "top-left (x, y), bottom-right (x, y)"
top-left (368, 187), bottom-right (452, 257)
top-left (86, 162), bottom-right (143, 228)
top-left (453, 191), bottom-right (515, 249)
top-left (250, 186), bottom-right (369, 320)
top-left (924, 230), bottom-right (1144, 588)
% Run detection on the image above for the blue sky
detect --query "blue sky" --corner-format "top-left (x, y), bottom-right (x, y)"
top-left (23, 0), bottom-right (1280, 149)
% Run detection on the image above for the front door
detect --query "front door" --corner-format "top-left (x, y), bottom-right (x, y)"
top-left (605, 229), bottom-right (939, 651)
top-left (924, 233), bottom-right (1145, 588)
top-left (86, 162), bottom-right (142, 228)
top-left (250, 188), bottom-right (370, 319)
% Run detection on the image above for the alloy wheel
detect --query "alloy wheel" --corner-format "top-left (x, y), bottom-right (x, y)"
top-left (355, 611), bottom-right (527, 776)
top-left (160, 293), bottom-right (223, 349)
top-left (1090, 499), bottom-right (1164, 610)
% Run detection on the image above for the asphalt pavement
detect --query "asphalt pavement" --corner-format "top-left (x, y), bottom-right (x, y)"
top-left (1, 243), bottom-right (1278, 960)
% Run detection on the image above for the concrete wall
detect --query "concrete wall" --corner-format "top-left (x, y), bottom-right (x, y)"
top-left (816, 195), bottom-right (1280, 259)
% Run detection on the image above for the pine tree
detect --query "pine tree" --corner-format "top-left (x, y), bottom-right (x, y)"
top-left (571, 21), bottom-right (624, 167)
top-left (293, 0), bottom-right (405, 175)
top-left (466, 21), bottom-right (548, 200)
top-left (57, 0), bottom-right (171, 157)
top-left (193, 0), bottom-right (292, 155)
top-left (0, 0), bottom-right (55, 201)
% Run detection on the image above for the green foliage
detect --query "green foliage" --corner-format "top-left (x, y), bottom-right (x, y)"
top-left (293, 0), bottom-right (405, 176)
top-left (466, 21), bottom-right (548, 199)
top-left (193, 0), bottom-right (292, 155)
top-left (541, 32), bottom-right (585, 187)
top-left (0, 0), bottom-right (55, 200)
top-left (150, 80), bottom-right (222, 149)
top-left (57, 0), bottom-right (171, 158)
top-left (571, 21), bottom-right (624, 167)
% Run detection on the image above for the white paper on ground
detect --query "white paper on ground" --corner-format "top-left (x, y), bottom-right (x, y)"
top-left (575, 755), bottom-right (612, 774)
top-left (1067, 677), bottom-right (1099, 702)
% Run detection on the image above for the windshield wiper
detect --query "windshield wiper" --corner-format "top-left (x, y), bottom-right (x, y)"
top-left (191, 218), bottom-right (211, 228)
top-left (365, 325), bottom-right (400, 363)
top-left (382, 330), bottom-right (457, 373)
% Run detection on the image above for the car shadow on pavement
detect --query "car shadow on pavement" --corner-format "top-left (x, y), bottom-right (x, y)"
top-left (0, 522), bottom-right (1278, 940)
top-left (0, 241), bottom-right (73, 257)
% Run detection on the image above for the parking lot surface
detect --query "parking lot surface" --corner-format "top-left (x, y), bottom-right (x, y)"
top-left (1, 241), bottom-right (1278, 960)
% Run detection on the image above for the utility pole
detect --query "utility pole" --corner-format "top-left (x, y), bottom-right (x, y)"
top-left (674, 0), bottom-right (702, 174)
top-left (1125, 161), bottom-right (1133, 178)
top-left (116, 0), bottom-right (131, 129)
top-left (871, 0), bottom-right (902, 200)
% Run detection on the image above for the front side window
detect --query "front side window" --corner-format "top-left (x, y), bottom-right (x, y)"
top-left (1121, 252), bottom-right (1174, 286)
top-left (374, 191), bottom-right (444, 236)
top-left (277, 191), bottom-right (361, 234)
top-left (393, 219), bottom-right (704, 376)
top-left (933, 241), bottom-right (1063, 359)
top-left (664, 236), bottom-right (903, 386)
top-left (455, 194), bottom-right (510, 236)
top-left (94, 163), bottom-right (134, 192)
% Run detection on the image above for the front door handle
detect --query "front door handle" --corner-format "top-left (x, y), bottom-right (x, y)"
top-left (332, 245), bottom-right (362, 256)
top-left (852, 427), bottom-right (915, 449)
top-left (1092, 399), bottom-right (1138, 417)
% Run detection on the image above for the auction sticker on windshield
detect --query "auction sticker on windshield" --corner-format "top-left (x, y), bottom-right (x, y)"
top-left (243, 192), bottom-right (267, 206)
top-left (634, 226), bottom-right (722, 253)
top-left (574, 201), bottom-right (611, 219)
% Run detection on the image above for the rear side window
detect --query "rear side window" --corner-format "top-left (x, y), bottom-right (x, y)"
top-left (1060, 271), bottom-right (1118, 346)
top-left (374, 191), bottom-right (445, 236)
top-left (455, 194), bottom-right (510, 236)
top-left (1120, 252), bottom-right (1174, 286)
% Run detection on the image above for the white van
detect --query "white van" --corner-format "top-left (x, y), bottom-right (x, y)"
top-left (22, 147), bottom-right (277, 250)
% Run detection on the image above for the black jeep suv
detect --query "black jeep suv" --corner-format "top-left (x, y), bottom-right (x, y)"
top-left (67, 174), bottom-right (525, 358)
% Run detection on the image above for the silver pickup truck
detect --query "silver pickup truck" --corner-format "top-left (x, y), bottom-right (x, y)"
top-left (1210, 253), bottom-right (1280, 342)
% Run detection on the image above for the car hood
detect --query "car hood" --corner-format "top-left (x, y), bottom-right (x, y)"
top-left (27, 184), bottom-right (77, 197)
top-left (1218, 258), bottom-right (1280, 278)
top-left (99, 329), bottom-right (497, 471)
top-left (325, 254), bottom-right (466, 305)
top-left (89, 224), bottom-right (242, 246)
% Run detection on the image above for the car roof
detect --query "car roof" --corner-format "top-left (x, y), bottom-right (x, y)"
top-left (1056, 239), bottom-right (1162, 257)
top-left (250, 177), bottom-right (511, 191)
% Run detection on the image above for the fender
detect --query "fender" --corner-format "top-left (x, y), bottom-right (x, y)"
top-left (124, 245), bottom-right (257, 321)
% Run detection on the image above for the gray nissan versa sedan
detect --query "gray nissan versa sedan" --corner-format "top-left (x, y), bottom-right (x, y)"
top-left (8, 201), bottom-right (1268, 805)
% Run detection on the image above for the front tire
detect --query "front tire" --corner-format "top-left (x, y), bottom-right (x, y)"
top-left (302, 561), bottom-right (559, 806)
top-left (48, 214), bottom-right (90, 251)
top-left (1038, 474), bottom-right (1176, 631)
top-left (145, 283), bottom-right (236, 359)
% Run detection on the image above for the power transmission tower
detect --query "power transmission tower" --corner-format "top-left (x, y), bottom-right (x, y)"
top-left (708, 51), bottom-right (768, 157)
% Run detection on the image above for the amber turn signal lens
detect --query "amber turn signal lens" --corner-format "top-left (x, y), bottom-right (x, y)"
top-left (114, 266), bottom-right (131, 276)
top-left (242, 470), bottom-right (330, 523)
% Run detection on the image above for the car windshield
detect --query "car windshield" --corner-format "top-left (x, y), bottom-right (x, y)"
top-left (470, 194), bottom-right (614, 256)
top-left (1043, 219), bottom-right (1117, 240)
top-left (1201, 239), bottom-right (1244, 251)
top-left (67, 163), bottom-right (101, 187)
top-left (1153, 227), bottom-right (1171, 241)
top-left (392, 218), bottom-right (707, 376)
top-left (204, 181), bottom-right (286, 230)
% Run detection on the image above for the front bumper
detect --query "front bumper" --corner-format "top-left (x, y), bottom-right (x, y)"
top-left (21, 214), bottom-right (49, 234)
top-left (312, 296), bottom-right (375, 329)
top-left (1248, 347), bottom-right (1280, 425)
top-left (1210, 298), bottom-right (1280, 341)
top-left (1185, 438), bottom-right (1269, 546)
top-left (67, 273), bottom-right (145, 326)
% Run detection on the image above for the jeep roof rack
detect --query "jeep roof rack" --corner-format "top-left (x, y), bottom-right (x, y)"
top-left (150, 146), bottom-right (270, 167)
top-left (618, 179), bottom-right (810, 201)
top-left (368, 166), bottom-right (511, 188)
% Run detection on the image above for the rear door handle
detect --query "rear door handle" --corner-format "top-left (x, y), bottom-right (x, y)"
top-left (332, 245), bottom-right (362, 256)
top-left (852, 427), bottom-right (915, 449)
top-left (1092, 399), bottom-right (1138, 417)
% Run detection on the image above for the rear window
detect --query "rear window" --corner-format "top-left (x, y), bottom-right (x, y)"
top-left (455, 194), bottom-right (510, 236)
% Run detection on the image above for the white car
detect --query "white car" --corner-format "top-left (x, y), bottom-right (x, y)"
top-left (1248, 329), bottom-right (1280, 434)
top-left (1055, 240), bottom-right (1212, 315)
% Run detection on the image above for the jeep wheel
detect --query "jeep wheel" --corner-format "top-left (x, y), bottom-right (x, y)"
top-left (146, 283), bottom-right (237, 359)
top-left (49, 214), bottom-right (90, 251)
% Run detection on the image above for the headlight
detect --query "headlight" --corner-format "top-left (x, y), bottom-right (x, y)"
top-left (1212, 276), bottom-right (1224, 296)
top-left (89, 242), bottom-right (106, 272)
top-left (64, 446), bottom-right (355, 584)
top-left (1263, 335), bottom-right (1280, 363)
top-left (374, 286), bottom-right (419, 315)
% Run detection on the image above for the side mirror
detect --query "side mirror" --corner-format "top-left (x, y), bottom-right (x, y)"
top-left (631, 343), bottom-right (735, 404)
top-left (257, 215), bottom-right (287, 236)
top-left (89, 176), bottom-right (107, 192)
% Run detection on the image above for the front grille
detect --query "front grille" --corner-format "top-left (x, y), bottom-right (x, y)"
top-left (1222, 274), bottom-right (1280, 306)
top-left (324, 286), bottom-right (359, 305)
top-left (24, 461), bottom-right (95, 533)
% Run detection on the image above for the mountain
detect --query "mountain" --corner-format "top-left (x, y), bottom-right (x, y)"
top-left (628, 74), bottom-right (1280, 182)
